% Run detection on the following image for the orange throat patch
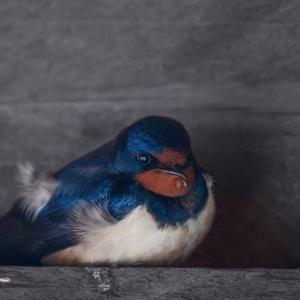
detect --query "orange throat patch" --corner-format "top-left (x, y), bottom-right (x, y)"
top-left (135, 166), bottom-right (195, 197)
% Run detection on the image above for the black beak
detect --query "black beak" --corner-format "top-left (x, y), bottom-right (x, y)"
top-left (154, 168), bottom-right (187, 180)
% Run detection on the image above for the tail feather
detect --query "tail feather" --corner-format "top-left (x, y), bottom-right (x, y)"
top-left (0, 210), bottom-right (40, 265)
top-left (0, 208), bottom-right (77, 265)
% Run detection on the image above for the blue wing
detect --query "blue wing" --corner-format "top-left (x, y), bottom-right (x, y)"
top-left (0, 141), bottom-right (124, 265)
top-left (0, 139), bottom-right (144, 265)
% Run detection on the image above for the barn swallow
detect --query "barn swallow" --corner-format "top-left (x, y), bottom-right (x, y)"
top-left (0, 116), bottom-right (215, 266)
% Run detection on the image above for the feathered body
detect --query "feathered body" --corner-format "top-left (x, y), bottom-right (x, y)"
top-left (0, 116), bottom-right (215, 265)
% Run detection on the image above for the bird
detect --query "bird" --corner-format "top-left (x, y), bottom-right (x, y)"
top-left (0, 116), bottom-right (215, 266)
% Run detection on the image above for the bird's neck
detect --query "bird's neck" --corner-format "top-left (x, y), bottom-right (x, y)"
top-left (135, 172), bottom-right (208, 227)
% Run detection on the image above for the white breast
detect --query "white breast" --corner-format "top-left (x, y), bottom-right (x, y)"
top-left (44, 191), bottom-right (215, 266)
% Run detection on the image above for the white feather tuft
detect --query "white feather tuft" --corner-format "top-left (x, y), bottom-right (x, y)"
top-left (69, 194), bottom-right (117, 236)
top-left (17, 162), bottom-right (35, 187)
top-left (17, 162), bottom-right (59, 221)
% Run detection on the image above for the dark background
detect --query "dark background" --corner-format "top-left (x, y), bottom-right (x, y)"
top-left (0, 0), bottom-right (299, 267)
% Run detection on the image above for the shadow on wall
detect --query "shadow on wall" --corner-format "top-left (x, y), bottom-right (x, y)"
top-left (186, 124), bottom-right (291, 268)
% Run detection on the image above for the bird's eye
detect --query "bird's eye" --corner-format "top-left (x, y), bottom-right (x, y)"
top-left (137, 153), bottom-right (152, 166)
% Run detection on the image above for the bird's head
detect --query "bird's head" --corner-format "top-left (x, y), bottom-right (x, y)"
top-left (113, 116), bottom-right (199, 197)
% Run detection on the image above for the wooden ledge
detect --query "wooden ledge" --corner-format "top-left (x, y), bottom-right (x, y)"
top-left (0, 267), bottom-right (299, 299)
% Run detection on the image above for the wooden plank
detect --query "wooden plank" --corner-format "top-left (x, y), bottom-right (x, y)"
top-left (0, 267), bottom-right (299, 299)
top-left (0, 1), bottom-right (299, 104)
top-left (0, 0), bottom-right (299, 23)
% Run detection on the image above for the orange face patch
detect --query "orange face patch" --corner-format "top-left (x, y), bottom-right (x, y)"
top-left (155, 148), bottom-right (187, 167)
top-left (135, 166), bottom-right (195, 197)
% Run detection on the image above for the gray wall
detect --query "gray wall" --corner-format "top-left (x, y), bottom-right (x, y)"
top-left (0, 0), bottom-right (299, 267)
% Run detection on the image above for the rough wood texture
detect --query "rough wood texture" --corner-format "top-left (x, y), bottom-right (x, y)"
top-left (0, 267), bottom-right (299, 299)
top-left (0, 0), bottom-right (299, 267)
